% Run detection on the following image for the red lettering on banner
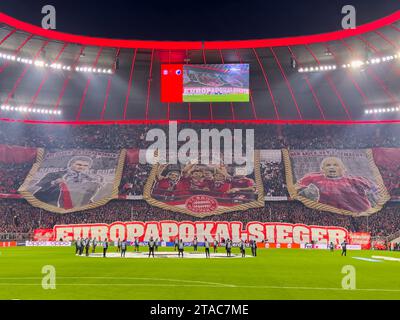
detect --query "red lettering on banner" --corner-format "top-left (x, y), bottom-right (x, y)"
top-left (160, 221), bottom-right (179, 242)
top-left (52, 221), bottom-right (349, 245)
top-left (126, 222), bottom-right (145, 242)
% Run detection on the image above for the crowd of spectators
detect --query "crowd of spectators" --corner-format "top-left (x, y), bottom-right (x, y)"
top-left (0, 123), bottom-right (398, 151)
top-left (0, 122), bottom-right (399, 238)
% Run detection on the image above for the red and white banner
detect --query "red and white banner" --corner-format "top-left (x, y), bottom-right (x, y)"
top-left (0, 241), bottom-right (16, 247)
top-left (25, 241), bottom-right (71, 247)
top-left (0, 144), bottom-right (37, 164)
top-left (33, 229), bottom-right (54, 241)
top-left (300, 243), bottom-right (362, 250)
top-left (53, 221), bottom-right (348, 245)
top-left (371, 239), bottom-right (387, 250)
top-left (0, 194), bottom-right (22, 199)
top-left (349, 232), bottom-right (371, 249)
top-left (264, 243), bottom-right (301, 249)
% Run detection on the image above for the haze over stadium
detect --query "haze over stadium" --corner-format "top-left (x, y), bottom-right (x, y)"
top-left (0, 0), bottom-right (399, 304)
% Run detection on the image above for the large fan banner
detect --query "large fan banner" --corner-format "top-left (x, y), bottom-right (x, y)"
top-left (372, 148), bottom-right (400, 201)
top-left (19, 149), bottom-right (126, 213)
top-left (283, 149), bottom-right (390, 216)
top-left (53, 221), bottom-right (349, 245)
top-left (143, 152), bottom-right (264, 217)
top-left (260, 150), bottom-right (288, 200)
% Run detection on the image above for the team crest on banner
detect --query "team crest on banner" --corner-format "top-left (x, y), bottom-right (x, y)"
top-left (143, 151), bottom-right (264, 217)
top-left (283, 149), bottom-right (390, 216)
top-left (19, 149), bottom-right (126, 213)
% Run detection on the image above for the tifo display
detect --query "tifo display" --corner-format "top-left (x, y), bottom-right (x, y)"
top-left (1, 144), bottom-right (397, 217)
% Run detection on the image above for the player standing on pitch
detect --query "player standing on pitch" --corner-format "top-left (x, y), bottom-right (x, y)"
top-left (330, 242), bottom-right (335, 252)
top-left (92, 237), bottom-right (97, 253)
top-left (79, 238), bottom-right (84, 256)
top-left (148, 237), bottom-right (155, 258)
top-left (174, 237), bottom-right (179, 251)
top-left (75, 237), bottom-right (80, 255)
top-left (251, 240), bottom-right (257, 257)
top-left (193, 236), bottom-right (198, 252)
top-left (178, 239), bottom-right (184, 258)
top-left (341, 240), bottom-right (347, 256)
top-left (226, 238), bottom-right (232, 257)
top-left (121, 239), bottom-right (127, 257)
top-left (213, 239), bottom-right (218, 253)
top-left (134, 237), bottom-right (139, 252)
top-left (240, 239), bottom-right (246, 257)
top-left (204, 238), bottom-right (210, 258)
top-left (155, 238), bottom-right (159, 252)
top-left (85, 238), bottom-right (90, 256)
top-left (103, 238), bottom-right (108, 258)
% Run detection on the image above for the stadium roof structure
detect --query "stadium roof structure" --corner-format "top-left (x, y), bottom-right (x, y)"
top-left (0, 11), bottom-right (400, 125)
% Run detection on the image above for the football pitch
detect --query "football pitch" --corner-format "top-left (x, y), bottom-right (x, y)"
top-left (0, 247), bottom-right (399, 300)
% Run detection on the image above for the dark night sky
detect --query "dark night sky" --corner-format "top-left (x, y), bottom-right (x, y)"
top-left (1, 0), bottom-right (400, 41)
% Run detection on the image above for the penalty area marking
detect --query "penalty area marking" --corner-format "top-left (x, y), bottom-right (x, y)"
top-left (371, 256), bottom-right (400, 262)
top-left (352, 257), bottom-right (383, 263)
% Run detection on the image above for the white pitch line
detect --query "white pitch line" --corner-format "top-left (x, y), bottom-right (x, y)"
top-left (0, 282), bottom-right (400, 292)
top-left (60, 276), bottom-right (236, 287)
top-left (0, 277), bottom-right (234, 288)
top-left (0, 283), bottom-right (226, 288)
top-left (238, 285), bottom-right (400, 293)
top-left (371, 256), bottom-right (400, 262)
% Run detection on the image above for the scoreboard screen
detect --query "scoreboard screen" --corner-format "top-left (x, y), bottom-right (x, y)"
top-left (161, 64), bottom-right (249, 103)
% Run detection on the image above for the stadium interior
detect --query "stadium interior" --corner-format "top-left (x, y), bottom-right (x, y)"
top-left (0, 11), bottom-right (399, 250)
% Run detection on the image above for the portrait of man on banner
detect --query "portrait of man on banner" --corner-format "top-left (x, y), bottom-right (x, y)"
top-left (284, 149), bottom-right (390, 216)
top-left (296, 156), bottom-right (379, 213)
top-left (19, 149), bottom-right (125, 213)
top-left (32, 156), bottom-right (103, 209)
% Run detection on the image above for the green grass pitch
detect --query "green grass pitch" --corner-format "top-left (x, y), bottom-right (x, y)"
top-left (183, 94), bottom-right (249, 102)
top-left (0, 246), bottom-right (399, 300)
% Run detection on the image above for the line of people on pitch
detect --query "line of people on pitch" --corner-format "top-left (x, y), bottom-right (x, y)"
top-left (75, 237), bottom-right (156, 258)
top-left (75, 237), bottom-right (99, 256)
top-left (75, 237), bottom-right (115, 258)
top-left (75, 236), bottom-right (259, 258)
top-left (166, 237), bottom-right (258, 258)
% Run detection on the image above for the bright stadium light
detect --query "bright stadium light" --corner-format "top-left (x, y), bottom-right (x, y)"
top-left (365, 106), bottom-right (400, 115)
top-left (351, 60), bottom-right (364, 68)
top-left (34, 60), bottom-right (45, 67)
top-left (0, 50), bottom-right (112, 76)
top-left (298, 65), bottom-right (337, 73)
top-left (0, 104), bottom-right (62, 116)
